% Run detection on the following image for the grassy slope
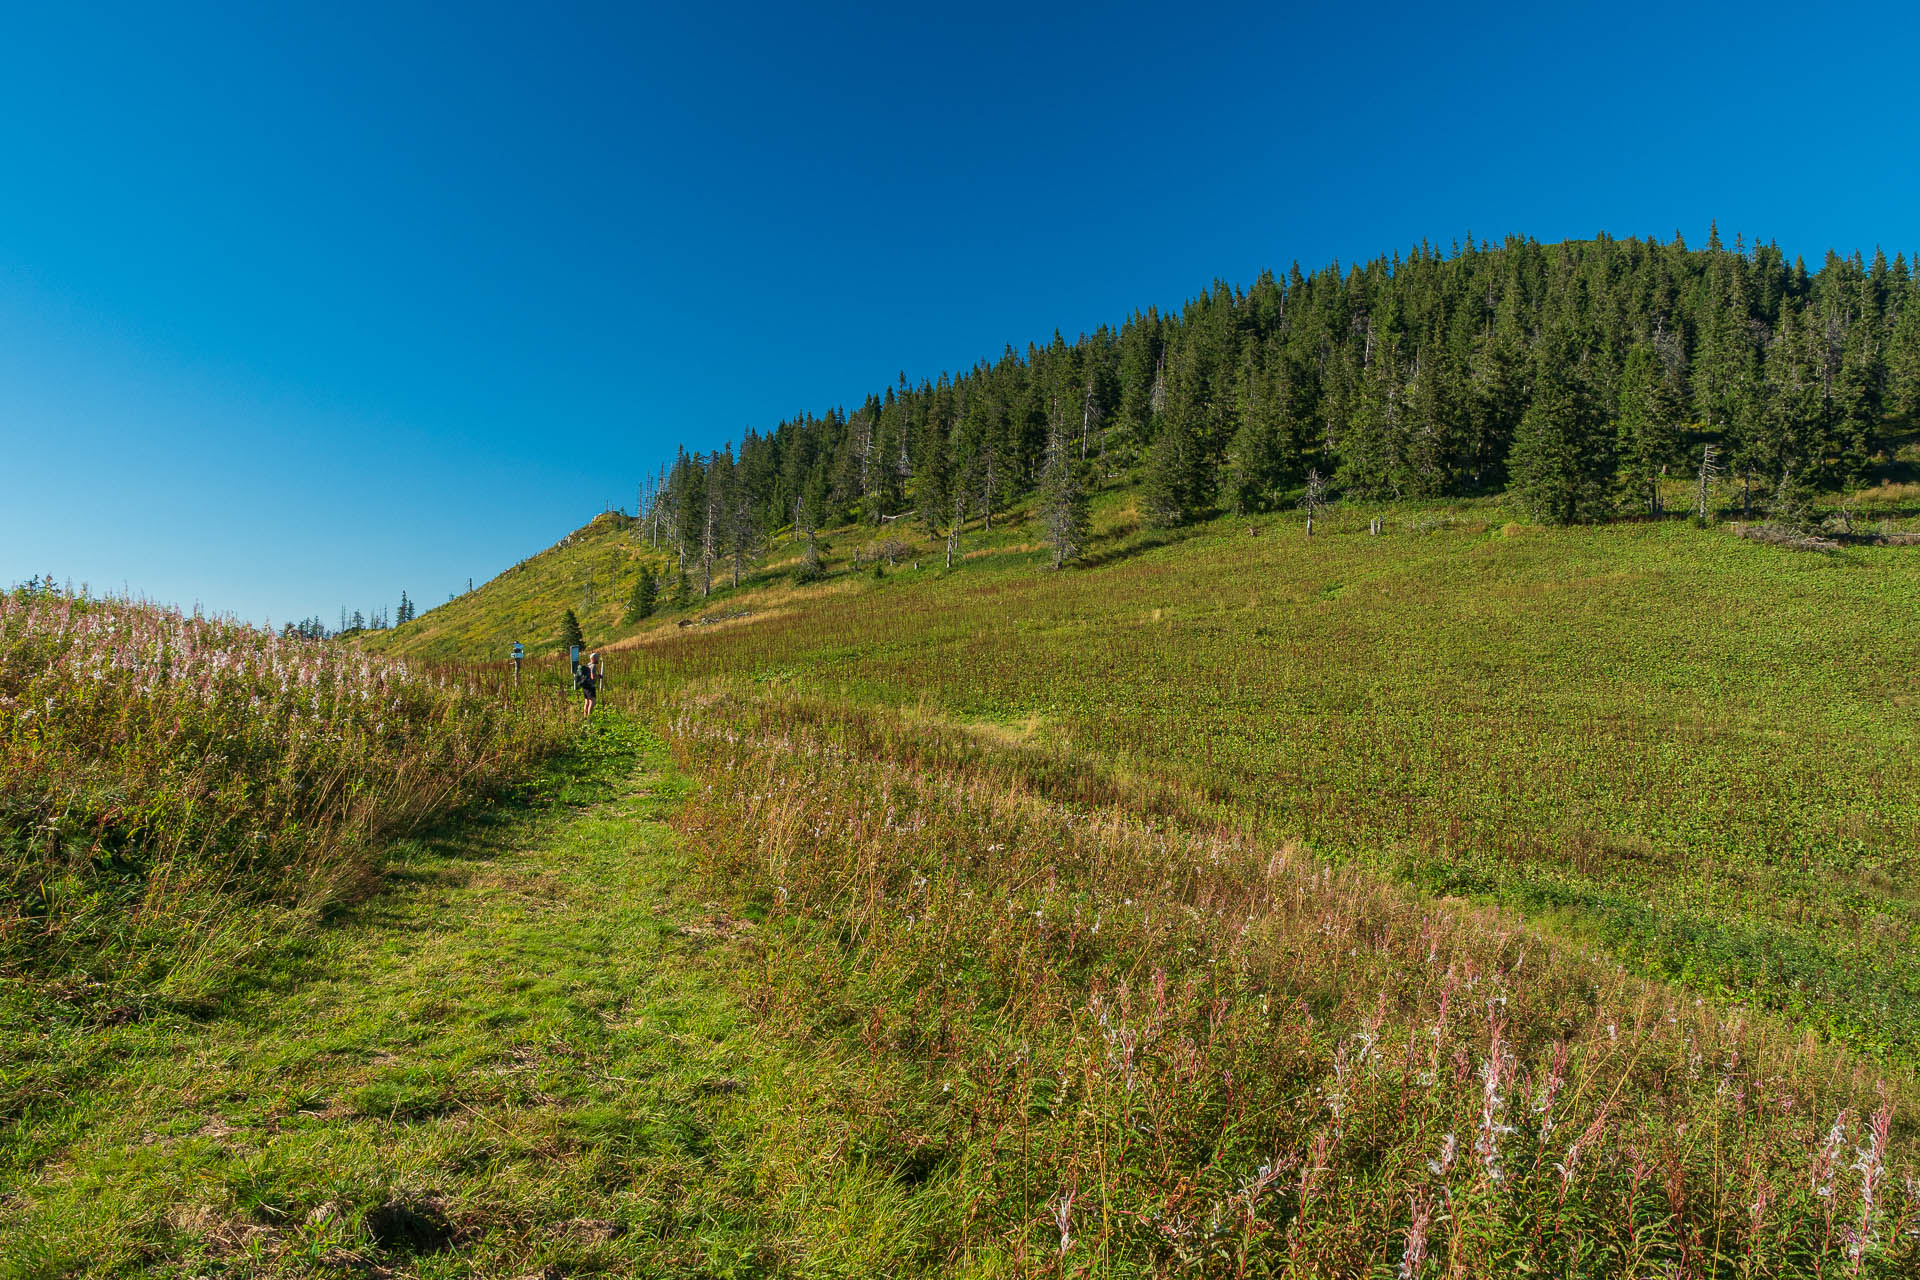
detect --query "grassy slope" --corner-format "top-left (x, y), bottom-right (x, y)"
top-left (630, 493), bottom-right (1920, 1052)
top-left (364, 512), bottom-right (675, 661)
top-left (2, 716), bottom-right (783, 1276)
top-left (363, 495), bottom-right (1067, 664)
top-left (17, 489), bottom-right (1920, 1273)
top-left (367, 485), bottom-right (1920, 1059)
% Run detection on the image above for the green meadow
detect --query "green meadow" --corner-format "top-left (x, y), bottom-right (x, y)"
top-left (12, 485), bottom-right (1920, 1275)
top-left (621, 490), bottom-right (1920, 1064)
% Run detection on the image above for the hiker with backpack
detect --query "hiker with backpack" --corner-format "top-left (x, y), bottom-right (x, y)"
top-left (573, 648), bottom-right (598, 717)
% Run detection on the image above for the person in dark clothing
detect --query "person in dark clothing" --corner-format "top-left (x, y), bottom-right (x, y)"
top-left (573, 650), bottom-right (598, 717)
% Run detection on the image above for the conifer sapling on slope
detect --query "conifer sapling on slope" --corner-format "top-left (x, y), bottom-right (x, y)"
top-left (625, 566), bottom-right (657, 622)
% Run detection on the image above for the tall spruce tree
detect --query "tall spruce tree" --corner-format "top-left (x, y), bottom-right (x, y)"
top-left (1886, 277), bottom-right (1920, 425)
top-left (1759, 304), bottom-right (1825, 500)
top-left (1614, 342), bottom-right (1680, 515)
top-left (1223, 345), bottom-right (1296, 511)
top-left (1038, 399), bottom-right (1091, 567)
top-left (1509, 324), bottom-right (1613, 523)
top-left (560, 608), bottom-right (585, 651)
top-left (1143, 345), bottom-right (1214, 526)
top-left (625, 566), bottom-right (657, 622)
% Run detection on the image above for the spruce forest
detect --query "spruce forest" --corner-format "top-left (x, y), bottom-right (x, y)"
top-left (638, 229), bottom-right (1920, 563)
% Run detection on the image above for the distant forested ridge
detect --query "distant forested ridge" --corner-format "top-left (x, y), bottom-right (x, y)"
top-left (640, 228), bottom-right (1920, 574)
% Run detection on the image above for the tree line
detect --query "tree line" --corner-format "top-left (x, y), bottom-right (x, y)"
top-left (634, 228), bottom-right (1920, 579)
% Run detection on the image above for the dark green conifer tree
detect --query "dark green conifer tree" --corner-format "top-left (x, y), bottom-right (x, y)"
top-left (560, 608), bottom-right (585, 651)
top-left (1759, 305), bottom-right (1825, 500)
top-left (670, 449), bottom-right (705, 571)
top-left (1223, 345), bottom-right (1296, 512)
top-left (1832, 303), bottom-right (1882, 486)
top-left (1142, 349), bottom-right (1211, 528)
top-left (1509, 325), bottom-right (1613, 523)
top-left (1399, 341), bottom-right (1461, 496)
top-left (1613, 343), bottom-right (1680, 515)
top-left (1886, 274), bottom-right (1920, 425)
top-left (1466, 290), bottom-right (1530, 491)
top-left (1333, 349), bottom-right (1401, 498)
top-left (625, 566), bottom-right (657, 622)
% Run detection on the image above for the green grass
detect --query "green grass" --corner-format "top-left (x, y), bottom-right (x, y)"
top-left (606, 490), bottom-right (1920, 1065)
top-left (661, 685), bottom-right (1918, 1275)
top-left (362, 511), bottom-right (675, 661)
top-left (208, 476), bottom-right (1920, 1272)
top-left (2, 714), bottom-right (783, 1277)
top-left (0, 591), bottom-right (572, 1034)
top-left (371, 483), bottom-right (1920, 1062)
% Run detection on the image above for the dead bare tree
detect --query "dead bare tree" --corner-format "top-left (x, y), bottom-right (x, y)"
top-left (1080, 380), bottom-right (1099, 460)
top-left (1696, 444), bottom-right (1721, 519)
top-left (1300, 469), bottom-right (1329, 537)
top-left (945, 487), bottom-right (964, 570)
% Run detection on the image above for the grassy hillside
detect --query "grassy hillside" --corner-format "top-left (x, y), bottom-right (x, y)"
top-left (365, 494), bottom-right (1080, 662)
top-left (588, 477), bottom-right (1920, 1272)
top-left (0, 591), bottom-right (570, 1010)
top-left (610, 492), bottom-right (1920, 1057)
top-left (368, 480), bottom-right (1920, 1059)
top-left (363, 511), bottom-right (675, 661)
top-left (15, 489), bottom-right (1920, 1274)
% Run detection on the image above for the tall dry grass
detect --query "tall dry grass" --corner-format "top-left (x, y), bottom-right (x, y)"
top-left (669, 686), bottom-right (1918, 1275)
top-left (0, 587), bottom-right (571, 1017)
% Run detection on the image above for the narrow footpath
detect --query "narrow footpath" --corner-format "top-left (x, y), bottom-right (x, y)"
top-left (4, 713), bottom-right (774, 1279)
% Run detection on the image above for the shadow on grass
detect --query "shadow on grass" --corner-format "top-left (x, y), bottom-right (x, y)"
top-left (1076, 527), bottom-right (1185, 571)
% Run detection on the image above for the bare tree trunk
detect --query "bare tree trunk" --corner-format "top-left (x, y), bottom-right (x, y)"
top-left (1696, 445), bottom-right (1719, 518)
top-left (1300, 468), bottom-right (1328, 537)
top-left (946, 489), bottom-right (963, 569)
top-left (701, 507), bottom-right (715, 596)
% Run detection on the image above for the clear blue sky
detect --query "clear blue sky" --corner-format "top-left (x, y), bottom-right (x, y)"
top-left (4, 1), bottom-right (1917, 624)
